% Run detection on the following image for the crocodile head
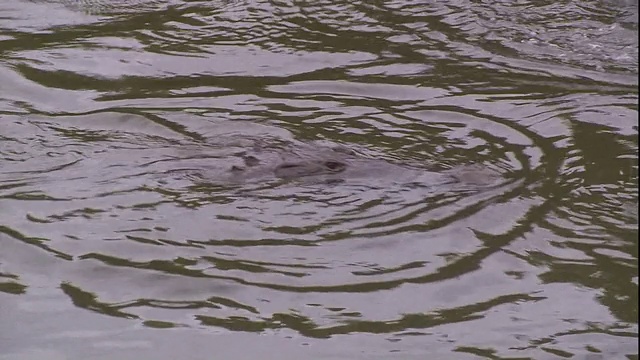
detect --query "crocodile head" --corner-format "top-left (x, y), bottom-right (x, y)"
top-left (225, 142), bottom-right (354, 182)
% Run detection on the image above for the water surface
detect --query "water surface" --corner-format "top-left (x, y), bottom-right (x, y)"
top-left (0, 0), bottom-right (637, 359)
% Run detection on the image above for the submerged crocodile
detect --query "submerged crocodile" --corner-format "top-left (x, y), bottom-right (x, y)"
top-left (193, 138), bottom-right (503, 188)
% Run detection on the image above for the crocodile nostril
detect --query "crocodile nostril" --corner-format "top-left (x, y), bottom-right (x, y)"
top-left (325, 161), bottom-right (346, 172)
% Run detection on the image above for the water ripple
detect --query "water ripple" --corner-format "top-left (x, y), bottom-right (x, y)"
top-left (0, 0), bottom-right (637, 358)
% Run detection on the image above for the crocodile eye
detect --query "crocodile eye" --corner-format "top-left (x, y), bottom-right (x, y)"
top-left (243, 155), bottom-right (260, 167)
top-left (325, 161), bottom-right (345, 172)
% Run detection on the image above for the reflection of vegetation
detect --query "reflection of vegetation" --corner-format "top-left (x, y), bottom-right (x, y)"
top-left (201, 255), bottom-right (309, 278)
top-left (570, 121), bottom-right (637, 186)
top-left (49, 125), bottom-right (111, 142)
top-left (60, 282), bottom-right (139, 319)
top-left (536, 249), bottom-right (638, 324)
top-left (0, 225), bottom-right (72, 260)
top-left (537, 119), bottom-right (638, 324)
top-left (196, 315), bottom-right (277, 333)
top-left (0, 281), bottom-right (27, 295)
top-left (196, 293), bottom-right (542, 338)
top-left (454, 346), bottom-right (501, 358)
top-left (142, 320), bottom-right (177, 329)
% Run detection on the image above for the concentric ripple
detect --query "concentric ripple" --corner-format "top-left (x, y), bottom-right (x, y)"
top-left (0, 0), bottom-right (637, 359)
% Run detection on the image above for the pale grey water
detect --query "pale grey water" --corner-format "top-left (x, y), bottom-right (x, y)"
top-left (0, 1), bottom-right (637, 359)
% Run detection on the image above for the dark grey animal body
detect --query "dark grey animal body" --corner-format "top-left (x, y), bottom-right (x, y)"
top-left (200, 139), bottom-right (500, 188)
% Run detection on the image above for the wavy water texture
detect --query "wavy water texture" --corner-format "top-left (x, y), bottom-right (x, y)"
top-left (0, 0), bottom-right (637, 359)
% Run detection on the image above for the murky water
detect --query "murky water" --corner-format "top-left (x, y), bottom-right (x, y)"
top-left (0, 0), bottom-right (637, 359)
